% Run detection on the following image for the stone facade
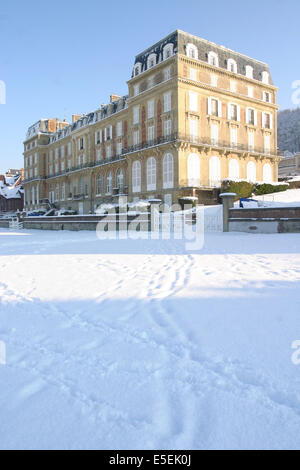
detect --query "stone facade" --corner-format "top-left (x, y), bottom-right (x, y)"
top-left (23, 30), bottom-right (281, 214)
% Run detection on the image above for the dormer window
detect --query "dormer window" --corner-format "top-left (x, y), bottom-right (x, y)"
top-left (186, 43), bottom-right (198, 60)
top-left (227, 59), bottom-right (237, 73)
top-left (208, 51), bottom-right (219, 67)
top-left (262, 71), bottom-right (269, 84)
top-left (147, 53), bottom-right (157, 69)
top-left (245, 65), bottom-right (253, 79)
top-left (134, 63), bottom-right (142, 76)
top-left (163, 43), bottom-right (174, 60)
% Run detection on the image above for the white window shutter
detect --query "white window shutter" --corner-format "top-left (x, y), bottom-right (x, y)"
top-left (218, 100), bottom-right (222, 118)
top-left (254, 110), bottom-right (258, 126)
top-left (262, 113), bottom-right (265, 128)
top-left (95, 133), bottom-right (97, 145)
top-left (110, 125), bottom-right (112, 139)
top-left (270, 114), bottom-right (273, 129)
top-left (227, 103), bottom-right (231, 119)
top-left (208, 98), bottom-right (211, 115)
top-left (78, 139), bottom-right (80, 150)
top-left (100, 130), bottom-right (102, 143)
top-left (237, 105), bottom-right (240, 122)
top-left (104, 128), bottom-right (107, 141)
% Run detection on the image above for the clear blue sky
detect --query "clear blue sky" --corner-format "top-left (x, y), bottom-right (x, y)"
top-left (0, 0), bottom-right (298, 173)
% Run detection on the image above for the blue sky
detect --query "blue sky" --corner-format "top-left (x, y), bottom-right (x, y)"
top-left (0, 0), bottom-right (298, 173)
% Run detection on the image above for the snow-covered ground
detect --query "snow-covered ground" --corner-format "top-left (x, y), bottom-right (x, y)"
top-left (255, 188), bottom-right (300, 206)
top-left (0, 228), bottom-right (300, 450)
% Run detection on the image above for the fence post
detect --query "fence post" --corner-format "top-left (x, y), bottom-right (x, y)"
top-left (219, 193), bottom-right (236, 232)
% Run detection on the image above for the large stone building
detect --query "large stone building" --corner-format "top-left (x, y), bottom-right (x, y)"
top-left (278, 152), bottom-right (300, 177)
top-left (23, 30), bottom-right (281, 214)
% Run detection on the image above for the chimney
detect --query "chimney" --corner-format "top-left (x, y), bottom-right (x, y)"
top-left (110, 94), bottom-right (121, 103)
top-left (72, 114), bottom-right (82, 123)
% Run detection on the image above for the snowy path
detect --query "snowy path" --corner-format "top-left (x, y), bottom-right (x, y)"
top-left (0, 229), bottom-right (300, 449)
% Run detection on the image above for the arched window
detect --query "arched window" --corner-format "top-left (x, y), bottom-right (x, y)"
top-left (262, 71), bottom-right (269, 84)
top-left (263, 163), bottom-right (272, 183)
top-left (96, 174), bottom-right (102, 194)
top-left (147, 53), bottom-right (157, 69)
top-left (209, 156), bottom-right (221, 187)
top-left (132, 160), bottom-right (141, 192)
top-left (228, 159), bottom-right (239, 180)
top-left (163, 153), bottom-right (174, 189)
top-left (163, 43), bottom-right (174, 60)
top-left (147, 157), bottom-right (156, 190)
top-left (106, 171), bottom-right (112, 194)
top-left (117, 168), bottom-right (124, 191)
top-left (188, 153), bottom-right (200, 187)
top-left (245, 65), bottom-right (253, 79)
top-left (227, 59), bottom-right (237, 73)
top-left (186, 43), bottom-right (198, 60)
top-left (247, 161), bottom-right (256, 182)
top-left (208, 51), bottom-right (219, 67)
top-left (134, 62), bottom-right (142, 76)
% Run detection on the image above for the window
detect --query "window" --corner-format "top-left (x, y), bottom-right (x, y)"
top-left (134, 63), bottom-right (142, 76)
top-left (133, 105), bottom-right (139, 124)
top-left (148, 76), bottom-right (154, 88)
top-left (133, 130), bottom-right (139, 146)
top-left (95, 130), bottom-right (101, 144)
top-left (96, 174), bottom-right (102, 194)
top-left (189, 118), bottom-right (198, 141)
top-left (61, 161), bottom-right (65, 171)
top-left (55, 183), bottom-right (59, 201)
top-left (78, 138), bottom-right (84, 150)
top-left (34, 152), bottom-right (38, 164)
top-left (247, 161), bottom-right (256, 182)
top-left (230, 80), bottom-right (236, 93)
top-left (117, 169), bottom-right (124, 191)
top-left (106, 145), bottom-right (112, 158)
top-left (263, 91), bottom-right (271, 103)
top-left (134, 84), bottom-right (139, 96)
top-left (190, 68), bottom-right (197, 81)
top-left (263, 163), bottom-right (272, 182)
top-left (49, 150), bottom-right (53, 162)
top-left (147, 157), bottom-right (156, 190)
top-left (61, 183), bottom-right (65, 200)
top-left (262, 112), bottom-right (272, 129)
top-left (208, 97), bottom-right (222, 117)
top-left (148, 125), bottom-right (155, 141)
top-left (132, 161), bottom-right (141, 192)
top-left (34, 167), bottom-right (38, 177)
top-left (68, 142), bottom-right (71, 155)
top-left (105, 125), bottom-right (112, 141)
top-left (96, 148), bottom-right (102, 161)
top-left (245, 65), bottom-right (253, 79)
top-left (85, 183), bottom-right (89, 196)
top-left (228, 159), bottom-right (239, 179)
top-left (246, 108), bottom-right (257, 126)
top-left (211, 123), bottom-right (219, 144)
top-left (163, 153), bottom-right (173, 189)
top-left (164, 119), bottom-right (172, 137)
top-left (164, 67), bottom-right (171, 81)
top-left (230, 128), bottom-right (238, 148)
top-left (117, 121), bottom-right (122, 137)
top-left (248, 131), bottom-right (255, 151)
top-left (55, 148), bottom-right (59, 159)
top-left (79, 177), bottom-right (84, 194)
top-left (209, 156), bottom-right (221, 187)
top-left (228, 103), bottom-right (239, 121)
top-left (227, 59), bottom-right (237, 73)
top-left (117, 142), bottom-right (122, 156)
top-left (188, 153), bottom-right (200, 187)
top-left (248, 86), bottom-right (253, 98)
top-left (186, 43), bottom-right (198, 59)
top-left (189, 91), bottom-right (198, 112)
top-left (148, 99), bottom-right (154, 119)
top-left (208, 51), bottom-right (219, 67)
top-left (163, 43), bottom-right (174, 60)
top-left (147, 53), bottom-right (157, 69)
top-left (55, 163), bottom-right (59, 173)
top-left (163, 92), bottom-right (171, 112)
top-left (106, 172), bottom-right (112, 194)
top-left (262, 71), bottom-right (269, 84)
top-left (264, 135), bottom-right (271, 155)
top-left (211, 74), bottom-right (218, 87)
top-left (68, 181), bottom-right (72, 197)
top-left (61, 146), bottom-right (65, 158)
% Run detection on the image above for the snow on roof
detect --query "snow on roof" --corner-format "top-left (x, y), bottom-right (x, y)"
top-left (0, 176), bottom-right (23, 200)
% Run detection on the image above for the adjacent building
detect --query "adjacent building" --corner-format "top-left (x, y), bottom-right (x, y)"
top-left (0, 171), bottom-right (24, 212)
top-left (23, 30), bottom-right (281, 213)
top-left (278, 152), bottom-right (300, 177)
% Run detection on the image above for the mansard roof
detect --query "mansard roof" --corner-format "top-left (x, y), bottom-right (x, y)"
top-left (133, 30), bottom-right (273, 85)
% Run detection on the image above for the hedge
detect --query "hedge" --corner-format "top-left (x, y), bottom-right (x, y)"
top-left (220, 180), bottom-right (289, 199)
